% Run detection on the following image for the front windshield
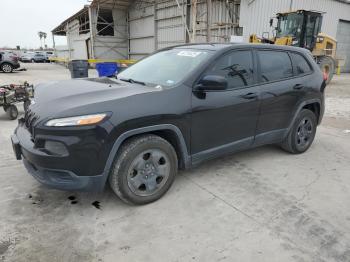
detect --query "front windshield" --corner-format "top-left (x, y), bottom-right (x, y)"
top-left (277, 13), bottom-right (303, 38)
top-left (118, 49), bottom-right (213, 87)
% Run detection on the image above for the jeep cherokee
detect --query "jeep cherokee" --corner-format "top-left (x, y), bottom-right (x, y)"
top-left (11, 43), bottom-right (325, 205)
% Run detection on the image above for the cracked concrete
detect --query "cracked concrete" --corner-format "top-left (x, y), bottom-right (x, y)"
top-left (0, 64), bottom-right (350, 261)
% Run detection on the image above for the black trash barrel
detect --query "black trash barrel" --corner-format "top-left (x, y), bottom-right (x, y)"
top-left (68, 60), bottom-right (89, 78)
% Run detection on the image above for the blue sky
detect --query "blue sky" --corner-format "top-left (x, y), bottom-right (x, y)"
top-left (0, 0), bottom-right (88, 49)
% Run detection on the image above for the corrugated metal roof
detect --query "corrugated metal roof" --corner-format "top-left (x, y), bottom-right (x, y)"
top-left (90, 0), bottom-right (131, 9)
top-left (52, 6), bottom-right (89, 35)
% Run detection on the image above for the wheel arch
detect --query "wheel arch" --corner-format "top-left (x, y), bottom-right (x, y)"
top-left (285, 99), bottom-right (322, 137)
top-left (302, 102), bottom-right (320, 123)
top-left (101, 124), bottom-right (191, 186)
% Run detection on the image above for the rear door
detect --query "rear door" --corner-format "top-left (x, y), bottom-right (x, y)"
top-left (254, 49), bottom-right (303, 145)
top-left (191, 49), bottom-right (260, 163)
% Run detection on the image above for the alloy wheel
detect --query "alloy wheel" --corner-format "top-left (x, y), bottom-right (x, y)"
top-left (2, 64), bottom-right (12, 73)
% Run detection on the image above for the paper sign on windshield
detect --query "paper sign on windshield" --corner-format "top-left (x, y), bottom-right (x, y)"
top-left (177, 51), bottom-right (202, 57)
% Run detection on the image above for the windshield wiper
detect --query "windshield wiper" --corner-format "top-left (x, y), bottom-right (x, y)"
top-left (119, 78), bottom-right (146, 86)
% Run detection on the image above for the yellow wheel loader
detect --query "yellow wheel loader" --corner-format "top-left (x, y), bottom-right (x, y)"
top-left (249, 10), bottom-right (341, 84)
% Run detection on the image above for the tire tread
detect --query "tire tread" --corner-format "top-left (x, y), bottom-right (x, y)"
top-left (281, 109), bottom-right (317, 154)
top-left (109, 134), bottom-right (177, 205)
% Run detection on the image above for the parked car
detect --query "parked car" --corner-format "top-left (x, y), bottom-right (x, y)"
top-left (0, 51), bottom-right (20, 73)
top-left (20, 52), bottom-right (35, 63)
top-left (43, 51), bottom-right (54, 62)
top-left (31, 53), bottom-right (46, 63)
top-left (11, 43), bottom-right (326, 205)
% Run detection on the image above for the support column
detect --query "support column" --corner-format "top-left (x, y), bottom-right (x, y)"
top-left (52, 33), bottom-right (56, 50)
top-left (206, 0), bottom-right (212, 42)
top-left (88, 6), bottom-right (95, 59)
top-left (191, 0), bottom-right (197, 42)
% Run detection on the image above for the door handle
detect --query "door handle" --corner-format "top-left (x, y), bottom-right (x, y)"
top-left (241, 92), bottom-right (258, 99)
top-left (293, 84), bottom-right (304, 90)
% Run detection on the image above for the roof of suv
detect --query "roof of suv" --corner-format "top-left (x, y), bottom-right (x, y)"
top-left (169, 43), bottom-right (311, 54)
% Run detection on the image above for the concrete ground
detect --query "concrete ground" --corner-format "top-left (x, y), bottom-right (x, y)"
top-left (0, 63), bottom-right (350, 262)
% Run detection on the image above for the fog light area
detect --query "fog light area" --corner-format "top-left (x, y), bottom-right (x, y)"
top-left (44, 141), bottom-right (68, 156)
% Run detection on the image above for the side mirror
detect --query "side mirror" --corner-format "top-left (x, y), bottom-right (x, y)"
top-left (195, 75), bottom-right (227, 91)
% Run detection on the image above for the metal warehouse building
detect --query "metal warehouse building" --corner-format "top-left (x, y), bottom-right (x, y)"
top-left (52, 0), bottom-right (350, 71)
top-left (52, 0), bottom-right (240, 61)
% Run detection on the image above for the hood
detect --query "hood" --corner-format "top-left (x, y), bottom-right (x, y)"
top-left (29, 77), bottom-right (160, 122)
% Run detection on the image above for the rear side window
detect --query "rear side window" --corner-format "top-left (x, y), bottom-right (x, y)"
top-left (290, 52), bottom-right (312, 75)
top-left (206, 50), bottom-right (254, 89)
top-left (258, 51), bottom-right (293, 82)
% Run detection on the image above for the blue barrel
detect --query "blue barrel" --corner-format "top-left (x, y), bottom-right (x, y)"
top-left (96, 62), bottom-right (119, 77)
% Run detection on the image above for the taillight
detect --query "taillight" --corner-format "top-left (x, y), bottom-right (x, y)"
top-left (10, 56), bottom-right (18, 61)
top-left (323, 72), bottom-right (328, 81)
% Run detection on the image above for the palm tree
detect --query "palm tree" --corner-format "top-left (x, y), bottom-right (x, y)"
top-left (38, 31), bottom-right (43, 49)
top-left (38, 31), bottom-right (47, 49)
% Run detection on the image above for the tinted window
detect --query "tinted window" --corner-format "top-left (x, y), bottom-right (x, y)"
top-left (290, 52), bottom-right (312, 75)
top-left (258, 51), bottom-right (293, 82)
top-left (206, 50), bottom-right (254, 89)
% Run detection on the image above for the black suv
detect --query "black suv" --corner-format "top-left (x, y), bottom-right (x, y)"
top-left (12, 44), bottom-right (325, 205)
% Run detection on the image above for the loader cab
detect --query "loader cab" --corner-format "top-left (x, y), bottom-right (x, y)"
top-left (275, 10), bottom-right (323, 50)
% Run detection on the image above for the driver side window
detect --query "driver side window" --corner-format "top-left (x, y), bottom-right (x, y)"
top-left (206, 50), bottom-right (254, 89)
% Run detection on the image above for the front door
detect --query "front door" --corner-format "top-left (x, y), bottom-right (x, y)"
top-left (191, 49), bottom-right (260, 164)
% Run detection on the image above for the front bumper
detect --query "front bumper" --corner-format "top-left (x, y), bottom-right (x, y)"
top-left (11, 123), bottom-right (106, 191)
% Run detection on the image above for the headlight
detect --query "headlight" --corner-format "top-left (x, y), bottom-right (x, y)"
top-left (45, 113), bottom-right (108, 127)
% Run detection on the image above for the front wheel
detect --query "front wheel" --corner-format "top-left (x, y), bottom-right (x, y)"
top-left (281, 109), bottom-right (317, 154)
top-left (109, 134), bottom-right (178, 205)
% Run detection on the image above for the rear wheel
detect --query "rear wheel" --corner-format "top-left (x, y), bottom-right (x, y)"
top-left (281, 109), bottom-right (317, 154)
top-left (109, 134), bottom-right (178, 205)
top-left (319, 56), bottom-right (334, 84)
top-left (5, 105), bottom-right (18, 120)
top-left (1, 63), bottom-right (13, 73)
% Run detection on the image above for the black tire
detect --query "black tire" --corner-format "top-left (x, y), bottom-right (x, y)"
top-left (5, 105), bottom-right (18, 120)
top-left (109, 134), bottom-right (178, 205)
top-left (281, 109), bottom-right (317, 154)
top-left (23, 100), bottom-right (31, 111)
top-left (1, 63), bottom-right (14, 73)
top-left (319, 56), bottom-right (334, 84)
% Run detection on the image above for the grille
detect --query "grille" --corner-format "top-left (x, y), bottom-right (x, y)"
top-left (24, 109), bottom-right (38, 136)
